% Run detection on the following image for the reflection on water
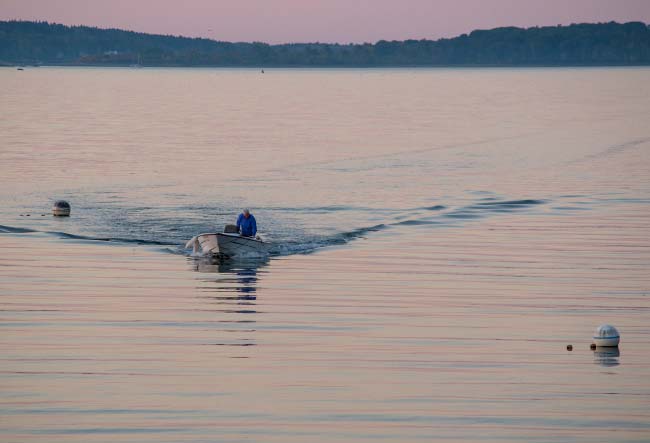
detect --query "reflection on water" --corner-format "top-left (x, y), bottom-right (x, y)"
top-left (192, 254), bottom-right (268, 276)
top-left (190, 256), bottom-right (268, 348)
top-left (593, 347), bottom-right (621, 367)
top-left (191, 255), bottom-right (267, 297)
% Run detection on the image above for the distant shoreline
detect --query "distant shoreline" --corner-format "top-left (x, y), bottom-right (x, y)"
top-left (3, 20), bottom-right (649, 67)
top-left (5, 63), bottom-right (650, 69)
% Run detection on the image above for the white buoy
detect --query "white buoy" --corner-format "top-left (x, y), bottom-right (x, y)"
top-left (52, 200), bottom-right (71, 216)
top-left (593, 324), bottom-right (620, 347)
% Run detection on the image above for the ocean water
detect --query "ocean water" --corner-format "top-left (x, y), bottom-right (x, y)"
top-left (1, 67), bottom-right (649, 442)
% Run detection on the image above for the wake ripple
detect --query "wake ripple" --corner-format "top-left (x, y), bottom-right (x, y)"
top-left (0, 197), bottom-right (548, 258)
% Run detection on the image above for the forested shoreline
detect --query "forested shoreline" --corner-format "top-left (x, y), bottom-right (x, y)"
top-left (1, 20), bottom-right (649, 67)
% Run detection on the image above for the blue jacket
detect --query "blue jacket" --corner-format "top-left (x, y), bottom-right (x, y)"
top-left (236, 213), bottom-right (257, 237)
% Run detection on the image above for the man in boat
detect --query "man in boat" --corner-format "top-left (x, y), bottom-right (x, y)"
top-left (236, 208), bottom-right (257, 237)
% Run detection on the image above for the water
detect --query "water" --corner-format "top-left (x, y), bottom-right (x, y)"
top-left (1, 67), bottom-right (649, 442)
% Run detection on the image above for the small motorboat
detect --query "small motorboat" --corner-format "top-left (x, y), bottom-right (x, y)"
top-left (186, 225), bottom-right (270, 258)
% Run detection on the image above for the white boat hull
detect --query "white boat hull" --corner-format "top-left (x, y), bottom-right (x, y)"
top-left (188, 233), bottom-right (270, 258)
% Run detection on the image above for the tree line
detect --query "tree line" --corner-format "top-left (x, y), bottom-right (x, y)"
top-left (1, 20), bottom-right (649, 67)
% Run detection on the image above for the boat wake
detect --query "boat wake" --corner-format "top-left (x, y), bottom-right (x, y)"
top-left (0, 224), bottom-right (177, 246)
top-left (0, 196), bottom-right (549, 259)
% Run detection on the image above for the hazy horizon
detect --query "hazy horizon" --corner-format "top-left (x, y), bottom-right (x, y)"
top-left (1, 0), bottom-right (649, 44)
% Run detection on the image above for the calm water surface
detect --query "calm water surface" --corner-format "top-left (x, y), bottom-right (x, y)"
top-left (1, 67), bottom-right (649, 442)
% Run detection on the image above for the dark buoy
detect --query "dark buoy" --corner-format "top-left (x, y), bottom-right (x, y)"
top-left (52, 200), bottom-right (71, 216)
top-left (590, 343), bottom-right (597, 350)
top-left (566, 345), bottom-right (573, 351)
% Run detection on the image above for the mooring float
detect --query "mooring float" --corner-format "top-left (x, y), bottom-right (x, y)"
top-left (52, 200), bottom-right (71, 216)
top-left (592, 324), bottom-right (620, 347)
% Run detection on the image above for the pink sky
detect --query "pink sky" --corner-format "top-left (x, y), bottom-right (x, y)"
top-left (1, 0), bottom-right (649, 43)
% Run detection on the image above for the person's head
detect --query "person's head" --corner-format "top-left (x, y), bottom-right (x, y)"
top-left (243, 208), bottom-right (250, 218)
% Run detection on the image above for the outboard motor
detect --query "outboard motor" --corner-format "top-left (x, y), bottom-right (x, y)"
top-left (224, 224), bottom-right (239, 234)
